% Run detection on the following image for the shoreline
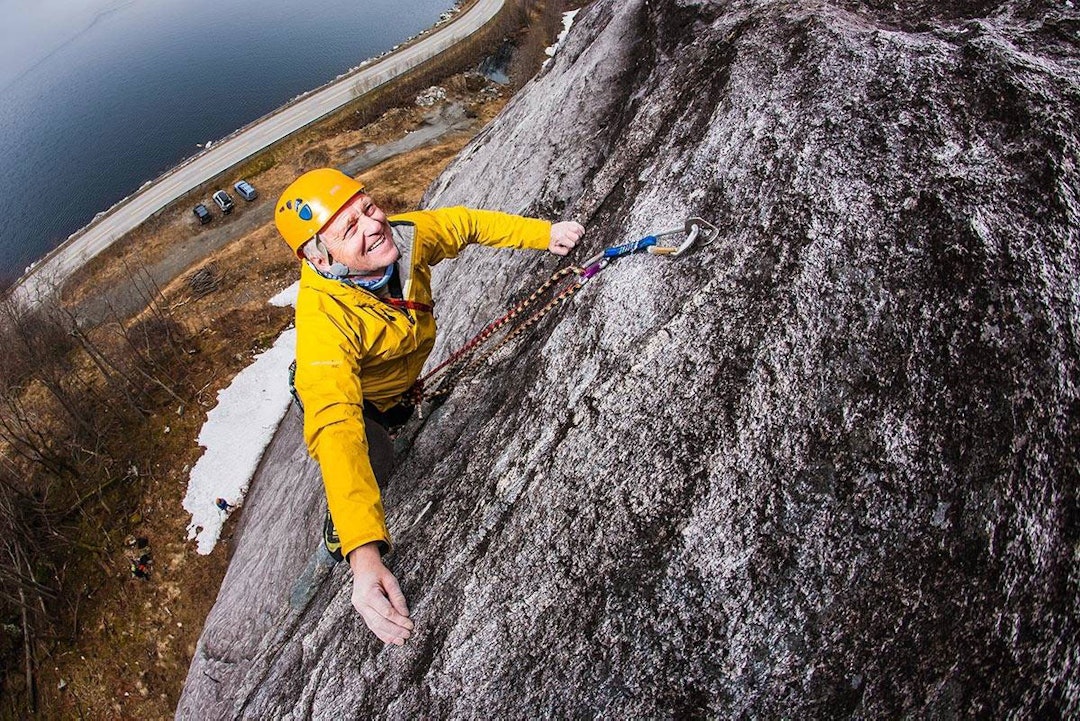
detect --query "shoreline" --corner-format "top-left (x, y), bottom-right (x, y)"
top-left (11, 0), bottom-right (499, 306)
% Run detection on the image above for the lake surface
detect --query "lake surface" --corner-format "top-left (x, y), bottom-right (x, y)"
top-left (0, 0), bottom-right (454, 283)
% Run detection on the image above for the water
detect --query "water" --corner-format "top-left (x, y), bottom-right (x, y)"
top-left (0, 0), bottom-right (454, 283)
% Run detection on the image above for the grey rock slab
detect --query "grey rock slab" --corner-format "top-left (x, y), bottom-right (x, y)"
top-left (176, 412), bottom-right (397, 718)
top-left (182, 0), bottom-right (1080, 717)
top-left (175, 411), bottom-right (326, 720)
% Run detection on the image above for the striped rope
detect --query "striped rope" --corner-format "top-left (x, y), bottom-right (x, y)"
top-left (417, 218), bottom-right (716, 404)
top-left (420, 265), bottom-right (584, 401)
top-left (457, 273), bottom-right (585, 379)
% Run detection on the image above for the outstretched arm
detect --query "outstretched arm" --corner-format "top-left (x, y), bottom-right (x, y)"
top-left (404, 208), bottom-right (586, 264)
top-left (349, 542), bottom-right (414, 645)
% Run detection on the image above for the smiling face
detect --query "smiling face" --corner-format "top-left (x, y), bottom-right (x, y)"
top-left (316, 192), bottom-right (399, 278)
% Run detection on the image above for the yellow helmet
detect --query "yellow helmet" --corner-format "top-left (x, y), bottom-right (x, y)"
top-left (275, 168), bottom-right (366, 256)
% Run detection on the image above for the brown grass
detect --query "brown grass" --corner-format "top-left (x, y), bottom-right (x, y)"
top-left (3, 0), bottom-right (580, 715)
top-left (20, 83), bottom-right (512, 721)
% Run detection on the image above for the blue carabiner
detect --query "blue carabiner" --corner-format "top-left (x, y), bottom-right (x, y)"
top-left (603, 235), bottom-right (657, 259)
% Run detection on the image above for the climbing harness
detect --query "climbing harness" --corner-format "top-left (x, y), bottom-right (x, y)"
top-left (287, 290), bottom-right (433, 414)
top-left (419, 217), bottom-right (718, 403)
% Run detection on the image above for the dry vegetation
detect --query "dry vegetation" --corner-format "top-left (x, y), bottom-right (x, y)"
top-left (0, 0), bottom-right (576, 717)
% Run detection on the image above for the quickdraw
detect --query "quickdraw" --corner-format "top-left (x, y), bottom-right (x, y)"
top-left (418, 217), bottom-right (718, 403)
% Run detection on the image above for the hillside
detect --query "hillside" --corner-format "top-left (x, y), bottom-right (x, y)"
top-left (181, 0), bottom-right (1079, 716)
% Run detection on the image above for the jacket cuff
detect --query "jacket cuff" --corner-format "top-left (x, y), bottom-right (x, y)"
top-left (341, 531), bottom-right (392, 561)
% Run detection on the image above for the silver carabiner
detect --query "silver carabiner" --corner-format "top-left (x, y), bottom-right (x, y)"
top-left (647, 217), bottom-right (719, 257)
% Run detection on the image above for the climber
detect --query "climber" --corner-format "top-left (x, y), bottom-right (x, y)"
top-left (275, 168), bottom-right (584, 646)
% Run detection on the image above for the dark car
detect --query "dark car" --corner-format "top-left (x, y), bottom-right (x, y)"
top-left (213, 190), bottom-right (235, 214)
top-left (193, 203), bottom-right (212, 224)
top-left (233, 179), bottom-right (258, 201)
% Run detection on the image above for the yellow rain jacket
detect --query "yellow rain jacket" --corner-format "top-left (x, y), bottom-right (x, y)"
top-left (293, 207), bottom-right (552, 559)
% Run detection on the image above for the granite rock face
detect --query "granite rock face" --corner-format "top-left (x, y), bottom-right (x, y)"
top-left (181, 0), bottom-right (1080, 716)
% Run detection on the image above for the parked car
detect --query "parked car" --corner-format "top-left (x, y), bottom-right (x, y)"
top-left (233, 179), bottom-right (258, 201)
top-left (193, 203), bottom-right (212, 224)
top-left (213, 190), bottom-right (235, 214)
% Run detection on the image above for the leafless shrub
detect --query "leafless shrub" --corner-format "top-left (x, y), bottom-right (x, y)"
top-left (298, 147), bottom-right (331, 172)
top-left (0, 278), bottom-right (200, 705)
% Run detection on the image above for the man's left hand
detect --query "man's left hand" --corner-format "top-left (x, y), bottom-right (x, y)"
top-left (349, 542), bottom-right (414, 646)
top-left (549, 221), bottom-right (584, 256)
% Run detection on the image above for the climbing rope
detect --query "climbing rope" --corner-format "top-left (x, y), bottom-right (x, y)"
top-left (419, 217), bottom-right (718, 403)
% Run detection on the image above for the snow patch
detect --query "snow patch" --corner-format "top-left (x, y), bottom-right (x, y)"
top-left (183, 327), bottom-right (297, 554)
top-left (542, 9), bottom-right (579, 70)
top-left (269, 281), bottom-right (299, 307)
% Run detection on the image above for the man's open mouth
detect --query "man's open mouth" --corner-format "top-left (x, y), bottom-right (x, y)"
top-left (367, 237), bottom-right (385, 253)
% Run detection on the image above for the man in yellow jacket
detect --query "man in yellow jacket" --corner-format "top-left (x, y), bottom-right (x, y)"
top-left (275, 169), bottom-right (583, 646)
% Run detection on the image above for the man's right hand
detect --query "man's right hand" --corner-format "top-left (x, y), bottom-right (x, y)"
top-left (549, 221), bottom-right (584, 256)
top-left (348, 542), bottom-right (414, 645)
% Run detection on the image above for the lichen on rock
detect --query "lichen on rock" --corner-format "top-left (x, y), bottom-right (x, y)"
top-left (180, 0), bottom-right (1080, 717)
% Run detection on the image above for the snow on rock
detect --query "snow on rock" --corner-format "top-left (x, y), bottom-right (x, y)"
top-left (542, 9), bottom-right (579, 68)
top-left (415, 85), bottom-right (448, 107)
top-left (269, 281), bottom-right (299, 307)
top-left (182, 327), bottom-right (297, 554)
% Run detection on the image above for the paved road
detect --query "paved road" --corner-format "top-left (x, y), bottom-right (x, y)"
top-left (75, 103), bottom-right (477, 326)
top-left (13, 0), bottom-right (504, 307)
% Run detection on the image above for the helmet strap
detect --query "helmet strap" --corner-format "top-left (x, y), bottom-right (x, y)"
top-left (310, 234), bottom-right (395, 291)
top-left (314, 235), bottom-right (351, 277)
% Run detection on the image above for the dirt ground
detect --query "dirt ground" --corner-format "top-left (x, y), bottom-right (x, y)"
top-left (28, 77), bottom-right (512, 721)
top-left (62, 85), bottom-right (500, 323)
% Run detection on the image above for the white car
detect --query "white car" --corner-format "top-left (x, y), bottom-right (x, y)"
top-left (212, 190), bottom-right (235, 214)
